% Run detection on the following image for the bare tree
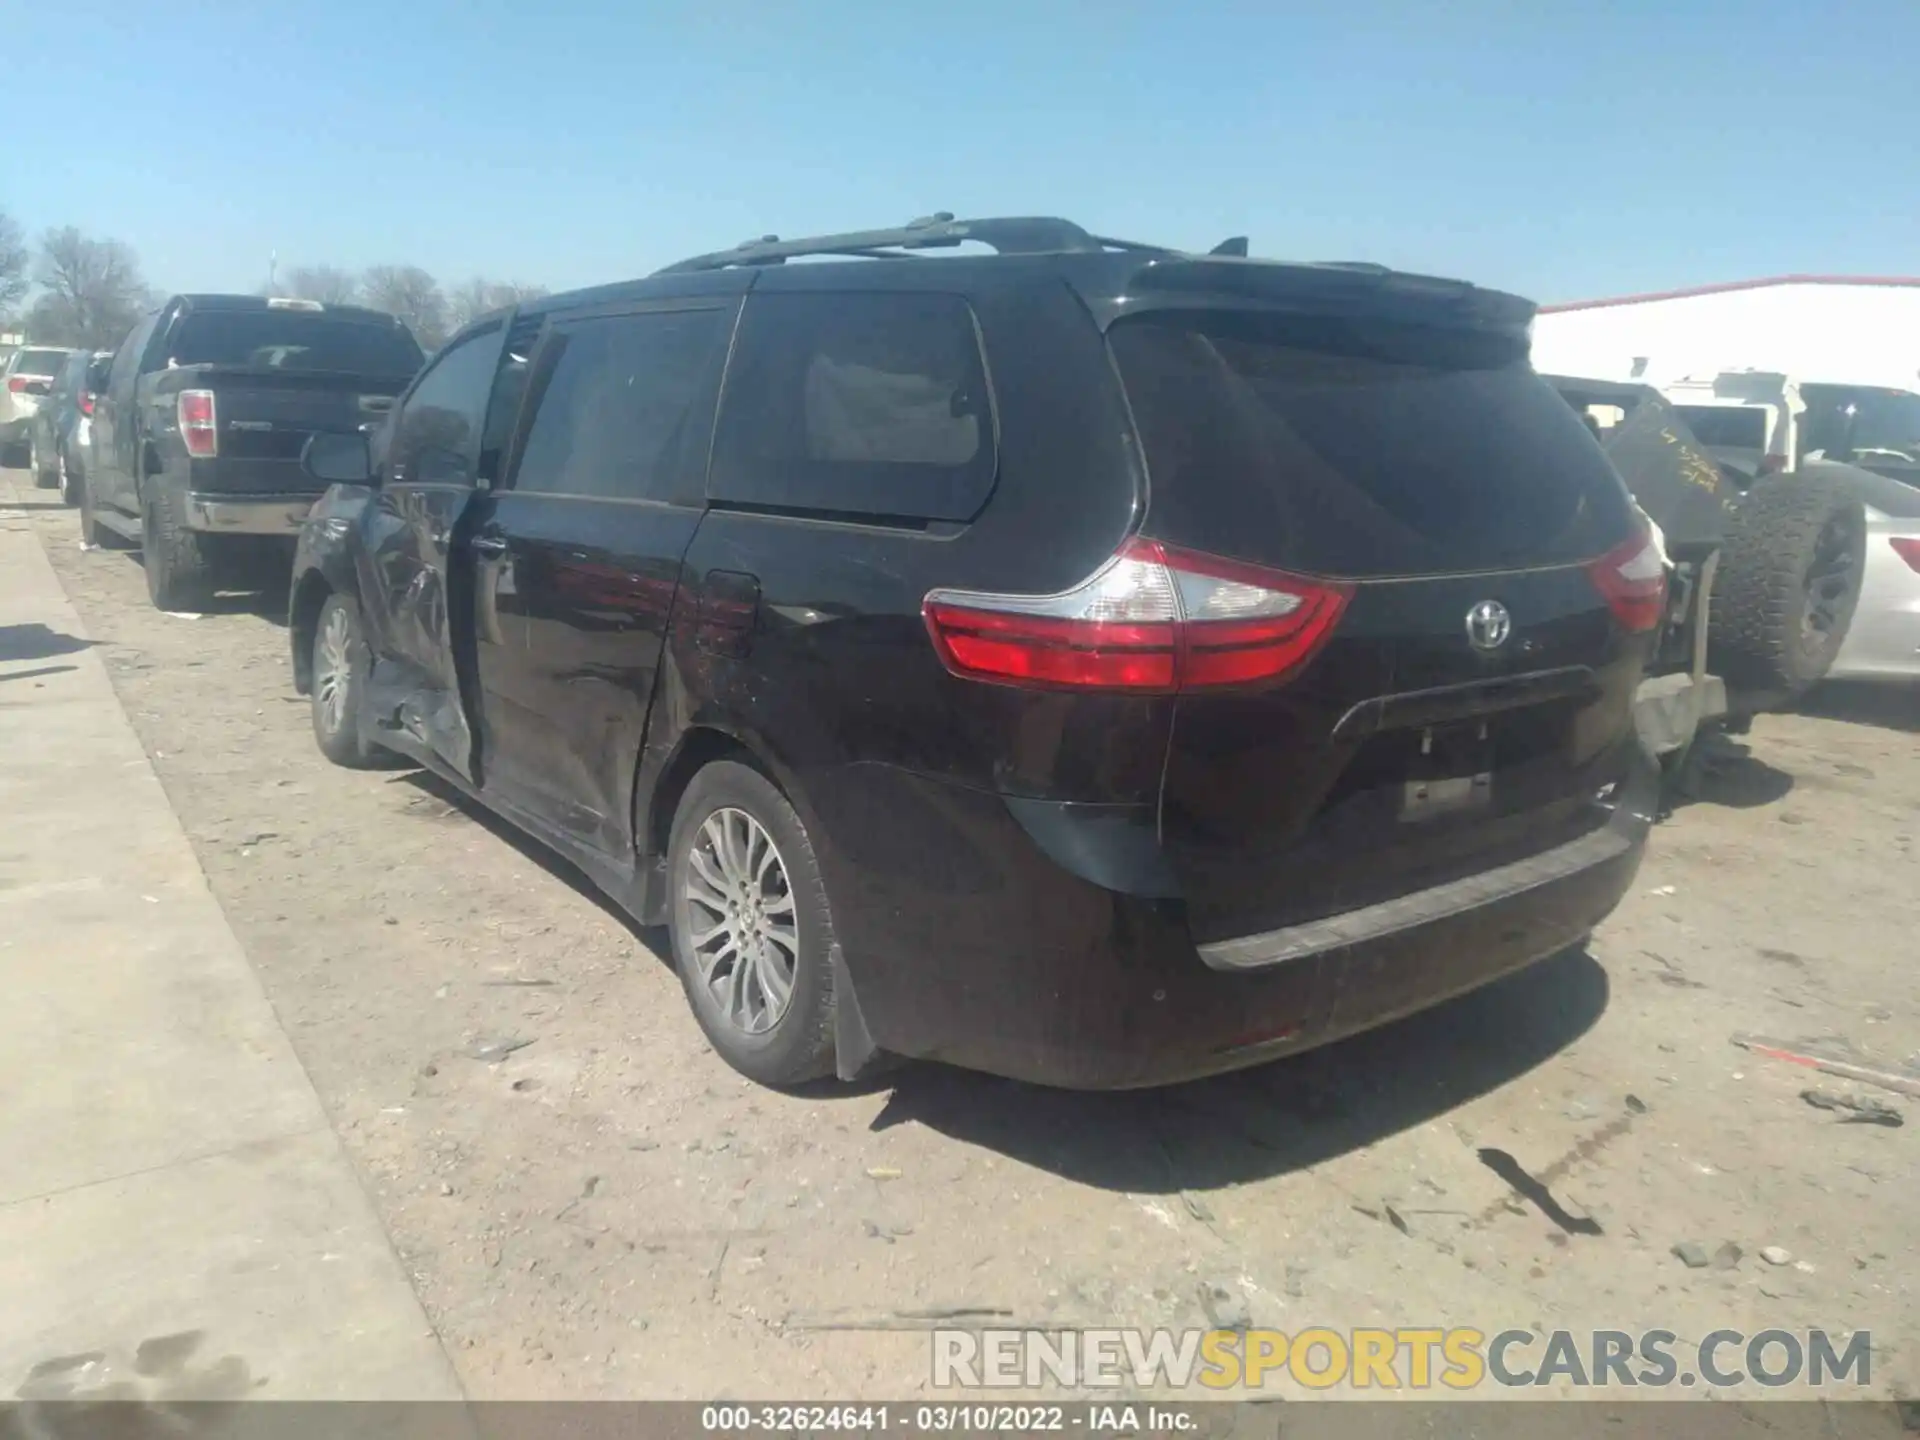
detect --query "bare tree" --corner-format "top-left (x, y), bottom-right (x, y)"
top-left (446, 278), bottom-right (550, 332)
top-left (29, 227), bottom-right (148, 349)
top-left (360, 265), bottom-right (447, 350)
top-left (281, 264), bottom-right (360, 305)
top-left (0, 210), bottom-right (28, 320)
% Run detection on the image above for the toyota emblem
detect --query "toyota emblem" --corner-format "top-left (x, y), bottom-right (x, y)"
top-left (1465, 599), bottom-right (1512, 651)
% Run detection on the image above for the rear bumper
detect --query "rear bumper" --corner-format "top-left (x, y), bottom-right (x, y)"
top-left (186, 492), bottom-right (320, 536)
top-left (804, 748), bottom-right (1657, 1089)
top-left (0, 416), bottom-right (32, 442)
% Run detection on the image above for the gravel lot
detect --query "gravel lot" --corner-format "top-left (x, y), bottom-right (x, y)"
top-left (9, 474), bottom-right (1917, 1402)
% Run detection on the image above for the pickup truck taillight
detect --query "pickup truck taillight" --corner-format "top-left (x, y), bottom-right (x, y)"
top-left (79, 391), bottom-right (95, 417)
top-left (178, 389), bottom-right (218, 458)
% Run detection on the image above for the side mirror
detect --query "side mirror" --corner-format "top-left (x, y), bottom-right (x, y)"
top-left (303, 430), bottom-right (373, 486)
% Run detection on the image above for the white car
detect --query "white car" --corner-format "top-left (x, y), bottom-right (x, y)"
top-left (0, 346), bottom-right (79, 465)
top-left (1827, 474), bottom-right (1920, 683)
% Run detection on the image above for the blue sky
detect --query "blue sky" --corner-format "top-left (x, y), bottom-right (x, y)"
top-left (10, 0), bottom-right (1918, 305)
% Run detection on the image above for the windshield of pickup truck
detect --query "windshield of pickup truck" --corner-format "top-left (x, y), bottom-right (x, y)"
top-left (165, 311), bottom-right (425, 377)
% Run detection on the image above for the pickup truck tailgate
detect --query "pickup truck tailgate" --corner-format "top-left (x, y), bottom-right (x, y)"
top-left (155, 368), bottom-right (404, 494)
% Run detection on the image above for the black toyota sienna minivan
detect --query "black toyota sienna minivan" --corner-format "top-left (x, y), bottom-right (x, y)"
top-left (289, 215), bottom-right (1663, 1090)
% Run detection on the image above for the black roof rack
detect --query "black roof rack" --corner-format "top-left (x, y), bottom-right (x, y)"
top-left (654, 213), bottom-right (1178, 275)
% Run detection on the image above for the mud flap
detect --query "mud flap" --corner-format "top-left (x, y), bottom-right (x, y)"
top-left (831, 941), bottom-right (892, 1082)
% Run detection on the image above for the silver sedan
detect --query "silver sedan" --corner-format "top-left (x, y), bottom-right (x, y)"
top-left (1825, 467), bottom-right (1920, 683)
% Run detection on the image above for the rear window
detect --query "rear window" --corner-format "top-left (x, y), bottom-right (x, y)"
top-left (1111, 312), bottom-right (1635, 577)
top-left (708, 291), bottom-right (996, 522)
top-left (12, 349), bottom-right (71, 378)
top-left (1673, 405), bottom-right (1769, 450)
top-left (166, 311), bottom-right (423, 377)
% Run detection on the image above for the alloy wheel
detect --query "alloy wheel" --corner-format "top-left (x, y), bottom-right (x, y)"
top-left (315, 604), bottom-right (354, 738)
top-left (681, 807), bottom-right (799, 1036)
top-left (1800, 509), bottom-right (1863, 651)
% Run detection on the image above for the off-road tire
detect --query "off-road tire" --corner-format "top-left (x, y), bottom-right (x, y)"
top-left (309, 592), bottom-right (385, 768)
top-left (1707, 472), bottom-right (1866, 697)
top-left (79, 476), bottom-right (136, 549)
top-left (142, 484), bottom-right (218, 612)
top-left (667, 760), bottom-right (838, 1088)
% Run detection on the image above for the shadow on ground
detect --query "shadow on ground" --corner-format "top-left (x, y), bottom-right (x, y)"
top-left (0, 622), bottom-right (93, 664)
top-left (1666, 733), bottom-right (1796, 811)
top-left (1798, 681), bottom-right (1919, 734)
top-left (100, 552), bottom-right (292, 626)
top-left (398, 768), bottom-right (674, 967)
top-left (0, 664), bottom-right (79, 684)
top-left (871, 946), bottom-right (1609, 1192)
top-left (394, 759), bottom-right (1609, 1191)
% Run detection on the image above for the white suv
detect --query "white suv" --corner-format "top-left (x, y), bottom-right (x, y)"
top-left (1, 346), bottom-right (79, 464)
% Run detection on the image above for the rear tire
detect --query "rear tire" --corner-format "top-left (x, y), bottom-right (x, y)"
top-left (310, 592), bottom-right (385, 768)
top-left (142, 484), bottom-right (218, 611)
top-left (667, 760), bottom-right (838, 1088)
top-left (1707, 472), bottom-right (1867, 697)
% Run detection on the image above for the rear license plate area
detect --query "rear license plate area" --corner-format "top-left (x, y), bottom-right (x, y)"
top-left (1398, 724), bottom-right (1494, 823)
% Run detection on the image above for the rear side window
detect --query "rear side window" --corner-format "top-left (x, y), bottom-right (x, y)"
top-left (510, 308), bottom-right (731, 503)
top-left (709, 291), bottom-right (996, 522)
top-left (166, 310), bottom-right (423, 377)
top-left (109, 311), bottom-right (161, 392)
top-left (12, 349), bottom-right (70, 377)
top-left (1112, 311), bottom-right (1635, 577)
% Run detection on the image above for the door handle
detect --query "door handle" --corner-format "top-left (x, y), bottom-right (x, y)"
top-left (470, 534), bottom-right (508, 557)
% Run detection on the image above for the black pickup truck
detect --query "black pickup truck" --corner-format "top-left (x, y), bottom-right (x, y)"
top-left (82, 294), bottom-right (424, 610)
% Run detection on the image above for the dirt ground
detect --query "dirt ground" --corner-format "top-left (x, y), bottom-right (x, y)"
top-left (8, 473), bottom-right (1917, 1403)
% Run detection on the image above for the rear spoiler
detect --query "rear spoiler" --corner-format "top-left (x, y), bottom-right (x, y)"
top-left (1115, 256), bottom-right (1536, 334)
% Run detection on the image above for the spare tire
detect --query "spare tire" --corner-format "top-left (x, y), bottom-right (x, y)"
top-left (1707, 472), bottom-right (1867, 696)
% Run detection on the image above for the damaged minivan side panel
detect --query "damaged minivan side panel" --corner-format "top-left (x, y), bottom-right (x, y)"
top-left (357, 320), bottom-right (509, 779)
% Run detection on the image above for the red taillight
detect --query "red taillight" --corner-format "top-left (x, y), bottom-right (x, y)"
top-left (80, 391), bottom-right (95, 416)
top-left (1585, 531), bottom-right (1667, 633)
top-left (177, 389), bottom-right (217, 458)
top-left (923, 537), bottom-right (1352, 693)
top-left (1892, 537), bottom-right (1920, 573)
top-left (6, 376), bottom-right (26, 394)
